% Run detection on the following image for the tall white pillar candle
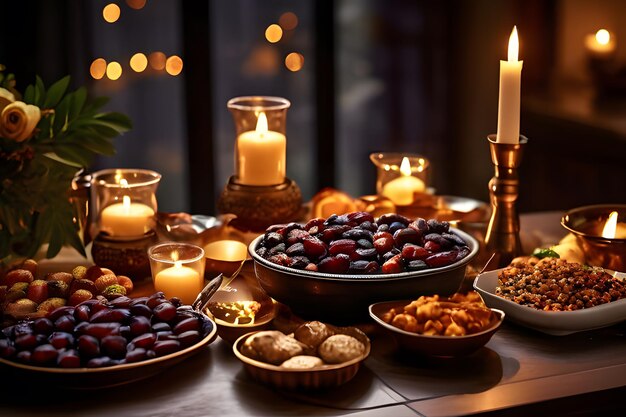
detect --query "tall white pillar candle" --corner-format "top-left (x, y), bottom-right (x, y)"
top-left (496, 26), bottom-right (523, 144)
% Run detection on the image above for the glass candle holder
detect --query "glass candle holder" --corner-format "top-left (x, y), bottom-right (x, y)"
top-left (148, 242), bottom-right (206, 304)
top-left (369, 152), bottom-right (430, 206)
top-left (227, 96), bottom-right (290, 186)
top-left (91, 169), bottom-right (161, 239)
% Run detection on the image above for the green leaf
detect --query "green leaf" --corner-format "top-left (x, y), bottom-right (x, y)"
top-left (35, 76), bottom-right (46, 107)
top-left (43, 75), bottom-right (70, 108)
top-left (68, 87), bottom-right (87, 120)
top-left (23, 85), bottom-right (35, 103)
top-left (79, 136), bottom-right (116, 155)
top-left (52, 145), bottom-right (92, 167)
top-left (96, 112), bottom-right (133, 131)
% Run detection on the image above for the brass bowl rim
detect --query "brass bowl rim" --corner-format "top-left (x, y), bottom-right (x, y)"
top-left (561, 204), bottom-right (626, 243)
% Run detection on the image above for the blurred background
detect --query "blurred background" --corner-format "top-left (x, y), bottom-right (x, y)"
top-left (1, 0), bottom-right (625, 214)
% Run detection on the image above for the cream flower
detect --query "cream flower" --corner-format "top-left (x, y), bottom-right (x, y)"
top-left (0, 101), bottom-right (42, 142)
top-left (0, 87), bottom-right (15, 113)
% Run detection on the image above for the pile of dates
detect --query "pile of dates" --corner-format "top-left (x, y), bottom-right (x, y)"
top-left (0, 292), bottom-right (213, 368)
top-left (255, 212), bottom-right (470, 274)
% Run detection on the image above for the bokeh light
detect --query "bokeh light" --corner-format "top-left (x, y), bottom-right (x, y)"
top-left (279, 12), bottom-right (298, 31)
top-left (265, 24), bottom-right (283, 43)
top-left (106, 61), bottom-right (123, 80)
top-left (130, 53), bottom-right (148, 72)
top-left (90, 58), bottom-right (107, 79)
top-left (126, 0), bottom-right (147, 10)
top-left (148, 51), bottom-right (167, 70)
top-left (165, 55), bottom-right (184, 76)
top-left (103, 3), bottom-right (121, 23)
top-left (284, 52), bottom-right (304, 72)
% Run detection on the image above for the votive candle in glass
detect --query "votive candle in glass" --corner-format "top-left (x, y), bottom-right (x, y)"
top-left (148, 242), bottom-right (205, 304)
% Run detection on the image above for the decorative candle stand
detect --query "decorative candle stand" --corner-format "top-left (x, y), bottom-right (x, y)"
top-left (90, 169), bottom-right (161, 280)
top-left (218, 177), bottom-right (302, 231)
top-left (217, 96), bottom-right (302, 231)
top-left (483, 135), bottom-right (527, 269)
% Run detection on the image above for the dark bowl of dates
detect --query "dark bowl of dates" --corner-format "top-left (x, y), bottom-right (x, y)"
top-left (233, 327), bottom-right (371, 390)
top-left (0, 293), bottom-right (218, 389)
top-left (369, 295), bottom-right (504, 357)
top-left (249, 213), bottom-right (479, 323)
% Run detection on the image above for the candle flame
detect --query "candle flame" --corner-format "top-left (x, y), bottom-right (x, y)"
top-left (256, 112), bottom-right (268, 135)
top-left (122, 195), bottom-right (131, 211)
top-left (596, 29), bottom-right (611, 45)
top-left (508, 26), bottom-right (519, 62)
top-left (602, 211), bottom-right (619, 238)
top-left (400, 157), bottom-right (412, 176)
top-left (171, 250), bottom-right (180, 262)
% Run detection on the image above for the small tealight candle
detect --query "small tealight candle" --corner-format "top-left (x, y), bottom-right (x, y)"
top-left (100, 195), bottom-right (155, 237)
top-left (381, 157), bottom-right (425, 206)
top-left (148, 243), bottom-right (205, 304)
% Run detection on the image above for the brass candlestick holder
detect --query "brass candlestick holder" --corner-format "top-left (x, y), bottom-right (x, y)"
top-left (483, 134), bottom-right (527, 269)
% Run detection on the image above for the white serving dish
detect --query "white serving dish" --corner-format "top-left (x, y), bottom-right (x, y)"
top-left (473, 268), bottom-right (626, 335)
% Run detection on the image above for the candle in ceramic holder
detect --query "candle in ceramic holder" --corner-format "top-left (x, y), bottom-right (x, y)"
top-left (562, 205), bottom-right (626, 271)
top-left (148, 242), bottom-right (205, 304)
top-left (100, 196), bottom-right (155, 237)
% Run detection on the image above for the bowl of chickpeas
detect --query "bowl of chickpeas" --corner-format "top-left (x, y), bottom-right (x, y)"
top-left (369, 291), bottom-right (504, 357)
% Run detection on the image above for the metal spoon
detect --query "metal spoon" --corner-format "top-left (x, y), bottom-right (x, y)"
top-left (192, 274), bottom-right (223, 312)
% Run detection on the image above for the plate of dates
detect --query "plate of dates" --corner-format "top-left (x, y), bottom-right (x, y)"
top-left (0, 292), bottom-right (217, 389)
top-left (250, 212), bottom-right (478, 322)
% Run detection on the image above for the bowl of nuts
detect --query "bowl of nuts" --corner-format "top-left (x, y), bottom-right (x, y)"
top-left (250, 212), bottom-right (479, 323)
top-left (369, 291), bottom-right (504, 357)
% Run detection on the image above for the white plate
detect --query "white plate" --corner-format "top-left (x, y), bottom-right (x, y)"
top-left (473, 268), bottom-right (626, 335)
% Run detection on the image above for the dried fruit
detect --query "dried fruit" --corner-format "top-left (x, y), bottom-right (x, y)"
top-left (5, 269), bottom-right (34, 287)
top-left (94, 274), bottom-right (119, 293)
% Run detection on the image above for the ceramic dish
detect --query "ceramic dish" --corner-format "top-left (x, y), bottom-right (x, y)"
top-left (233, 330), bottom-right (371, 390)
top-left (0, 316), bottom-right (218, 389)
top-left (369, 300), bottom-right (503, 357)
top-left (249, 228), bottom-right (479, 322)
top-left (473, 268), bottom-right (626, 335)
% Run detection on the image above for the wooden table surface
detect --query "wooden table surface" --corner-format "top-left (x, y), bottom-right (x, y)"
top-left (1, 212), bottom-right (625, 416)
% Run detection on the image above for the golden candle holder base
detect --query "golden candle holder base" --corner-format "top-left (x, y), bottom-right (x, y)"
top-left (483, 134), bottom-right (527, 269)
top-left (91, 231), bottom-right (158, 280)
top-left (217, 176), bottom-right (303, 232)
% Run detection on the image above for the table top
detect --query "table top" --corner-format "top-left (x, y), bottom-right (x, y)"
top-left (1, 211), bottom-right (625, 417)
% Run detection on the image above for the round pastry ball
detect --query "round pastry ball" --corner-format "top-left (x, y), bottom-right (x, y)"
top-left (318, 334), bottom-right (365, 364)
top-left (280, 355), bottom-right (324, 369)
top-left (294, 321), bottom-right (334, 348)
top-left (241, 330), bottom-right (305, 365)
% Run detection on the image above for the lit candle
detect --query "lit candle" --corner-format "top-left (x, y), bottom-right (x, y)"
top-left (100, 195), bottom-right (155, 237)
top-left (601, 211), bottom-right (626, 239)
top-left (585, 29), bottom-right (616, 58)
top-left (236, 112), bottom-right (286, 186)
top-left (496, 26), bottom-right (523, 144)
top-left (381, 157), bottom-right (425, 206)
top-left (154, 252), bottom-right (203, 304)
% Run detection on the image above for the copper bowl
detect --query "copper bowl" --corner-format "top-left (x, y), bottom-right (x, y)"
top-left (249, 228), bottom-right (479, 323)
top-left (561, 204), bottom-right (626, 271)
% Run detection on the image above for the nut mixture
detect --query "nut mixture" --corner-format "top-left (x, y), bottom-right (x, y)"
top-left (382, 291), bottom-right (494, 336)
top-left (496, 257), bottom-right (626, 311)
